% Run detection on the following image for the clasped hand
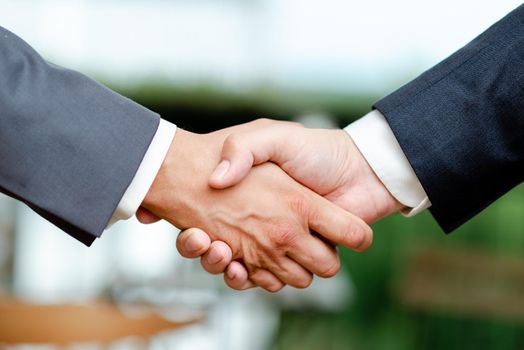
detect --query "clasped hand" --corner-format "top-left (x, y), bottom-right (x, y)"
top-left (138, 119), bottom-right (400, 292)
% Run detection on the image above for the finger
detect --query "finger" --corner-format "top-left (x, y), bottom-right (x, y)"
top-left (248, 269), bottom-right (285, 293)
top-left (224, 261), bottom-right (256, 290)
top-left (308, 196), bottom-right (373, 252)
top-left (176, 228), bottom-right (212, 258)
top-left (200, 241), bottom-right (233, 274)
top-left (136, 207), bottom-right (162, 224)
top-left (287, 236), bottom-right (341, 278)
top-left (262, 257), bottom-right (314, 289)
top-left (209, 124), bottom-right (303, 189)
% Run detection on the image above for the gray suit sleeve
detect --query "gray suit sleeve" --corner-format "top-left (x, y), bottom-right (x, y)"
top-left (0, 26), bottom-right (160, 245)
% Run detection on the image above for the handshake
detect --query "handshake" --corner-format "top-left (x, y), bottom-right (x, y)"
top-left (1, 4), bottom-right (521, 294)
top-left (136, 119), bottom-right (403, 292)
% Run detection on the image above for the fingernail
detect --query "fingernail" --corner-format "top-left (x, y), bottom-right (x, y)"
top-left (211, 160), bottom-right (230, 181)
top-left (207, 248), bottom-right (223, 264)
top-left (227, 268), bottom-right (237, 280)
top-left (184, 232), bottom-right (202, 252)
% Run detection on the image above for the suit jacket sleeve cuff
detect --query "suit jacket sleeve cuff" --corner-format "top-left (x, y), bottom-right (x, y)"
top-left (345, 110), bottom-right (431, 217)
top-left (107, 119), bottom-right (177, 227)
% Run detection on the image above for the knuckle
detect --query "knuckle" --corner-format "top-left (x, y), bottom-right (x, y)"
top-left (355, 224), bottom-right (373, 252)
top-left (349, 228), bottom-right (366, 249)
top-left (287, 194), bottom-right (310, 219)
top-left (253, 118), bottom-right (274, 127)
top-left (269, 225), bottom-right (300, 249)
top-left (264, 196), bottom-right (310, 250)
top-left (224, 133), bottom-right (244, 150)
top-left (344, 222), bottom-right (372, 251)
top-left (293, 275), bottom-right (313, 289)
top-left (248, 268), bottom-right (283, 293)
top-left (318, 258), bottom-right (340, 278)
top-left (265, 283), bottom-right (284, 293)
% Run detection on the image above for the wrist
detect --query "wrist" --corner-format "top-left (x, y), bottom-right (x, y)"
top-left (141, 129), bottom-right (212, 228)
top-left (342, 133), bottom-right (404, 223)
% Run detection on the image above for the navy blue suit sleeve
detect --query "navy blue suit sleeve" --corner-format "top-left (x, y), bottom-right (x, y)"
top-left (374, 4), bottom-right (524, 232)
top-left (0, 27), bottom-right (160, 245)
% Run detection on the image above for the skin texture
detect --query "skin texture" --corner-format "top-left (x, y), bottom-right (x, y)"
top-left (139, 121), bottom-right (373, 291)
top-left (165, 120), bottom-right (404, 291)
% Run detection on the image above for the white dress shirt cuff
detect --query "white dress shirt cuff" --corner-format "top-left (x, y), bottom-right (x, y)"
top-left (107, 119), bottom-right (177, 227)
top-left (345, 110), bottom-right (431, 217)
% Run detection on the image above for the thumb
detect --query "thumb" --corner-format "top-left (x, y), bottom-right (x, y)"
top-left (209, 125), bottom-right (299, 189)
